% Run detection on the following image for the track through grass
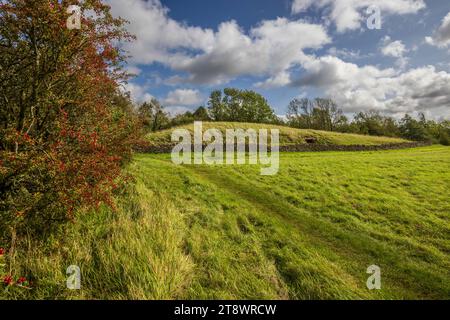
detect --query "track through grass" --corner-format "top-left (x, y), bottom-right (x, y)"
top-left (3, 146), bottom-right (449, 300)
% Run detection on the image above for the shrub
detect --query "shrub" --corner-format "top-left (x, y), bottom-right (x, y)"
top-left (439, 130), bottom-right (450, 146)
top-left (0, 0), bottom-right (139, 242)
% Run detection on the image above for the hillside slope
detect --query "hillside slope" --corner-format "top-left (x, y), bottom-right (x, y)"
top-left (146, 122), bottom-right (408, 148)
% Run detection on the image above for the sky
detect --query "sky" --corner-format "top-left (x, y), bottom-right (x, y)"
top-left (105, 0), bottom-right (450, 120)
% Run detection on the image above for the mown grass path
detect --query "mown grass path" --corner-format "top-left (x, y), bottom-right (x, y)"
top-left (131, 146), bottom-right (449, 299)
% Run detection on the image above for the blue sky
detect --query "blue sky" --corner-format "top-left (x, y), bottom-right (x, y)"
top-left (107, 0), bottom-right (450, 119)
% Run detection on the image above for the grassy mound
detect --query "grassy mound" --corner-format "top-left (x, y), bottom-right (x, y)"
top-left (3, 146), bottom-right (449, 299)
top-left (147, 122), bottom-right (408, 148)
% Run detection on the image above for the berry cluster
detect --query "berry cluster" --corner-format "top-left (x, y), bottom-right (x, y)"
top-left (0, 247), bottom-right (32, 289)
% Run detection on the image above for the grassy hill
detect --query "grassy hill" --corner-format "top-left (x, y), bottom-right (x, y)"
top-left (147, 122), bottom-right (408, 148)
top-left (5, 146), bottom-right (449, 300)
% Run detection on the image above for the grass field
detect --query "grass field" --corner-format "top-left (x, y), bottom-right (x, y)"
top-left (3, 146), bottom-right (449, 300)
top-left (147, 122), bottom-right (407, 147)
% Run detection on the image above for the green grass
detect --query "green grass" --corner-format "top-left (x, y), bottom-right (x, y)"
top-left (147, 122), bottom-right (408, 147)
top-left (2, 146), bottom-right (449, 299)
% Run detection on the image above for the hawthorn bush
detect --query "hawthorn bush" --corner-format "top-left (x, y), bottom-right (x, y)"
top-left (0, 0), bottom-right (140, 242)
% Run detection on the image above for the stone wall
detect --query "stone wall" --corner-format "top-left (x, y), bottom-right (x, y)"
top-left (135, 141), bottom-right (432, 154)
top-left (277, 141), bottom-right (432, 152)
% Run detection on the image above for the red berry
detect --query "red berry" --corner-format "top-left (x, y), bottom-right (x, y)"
top-left (0, 247), bottom-right (5, 256)
top-left (17, 277), bottom-right (27, 284)
top-left (3, 275), bottom-right (13, 286)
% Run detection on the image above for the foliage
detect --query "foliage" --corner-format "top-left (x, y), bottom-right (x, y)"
top-left (208, 88), bottom-right (277, 123)
top-left (137, 98), bottom-right (170, 132)
top-left (398, 114), bottom-right (431, 141)
top-left (0, 0), bottom-right (140, 241)
top-left (169, 111), bottom-right (196, 128)
top-left (173, 107), bottom-right (212, 124)
top-left (1, 247), bottom-right (32, 292)
top-left (192, 106), bottom-right (211, 121)
top-left (287, 98), bottom-right (347, 131)
top-left (286, 98), bottom-right (449, 144)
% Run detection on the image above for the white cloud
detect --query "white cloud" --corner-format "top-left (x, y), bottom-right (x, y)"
top-left (294, 55), bottom-right (450, 119)
top-left (124, 65), bottom-right (142, 76)
top-left (122, 82), bottom-right (153, 103)
top-left (381, 37), bottom-right (406, 58)
top-left (381, 37), bottom-right (409, 69)
top-left (255, 71), bottom-right (292, 88)
top-left (291, 0), bottom-right (314, 14)
top-left (163, 89), bottom-right (203, 106)
top-left (425, 12), bottom-right (450, 48)
top-left (291, 0), bottom-right (425, 32)
top-left (107, 0), bottom-right (330, 85)
top-left (107, 0), bottom-right (215, 65)
top-left (163, 106), bottom-right (192, 116)
top-left (327, 47), bottom-right (369, 60)
top-left (169, 18), bottom-right (331, 84)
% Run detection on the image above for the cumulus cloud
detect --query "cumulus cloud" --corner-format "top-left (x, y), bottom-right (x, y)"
top-left (291, 0), bottom-right (425, 32)
top-left (255, 71), bottom-right (292, 89)
top-left (381, 37), bottom-right (406, 58)
top-left (327, 47), bottom-right (369, 60)
top-left (107, 0), bottom-right (330, 85)
top-left (163, 106), bottom-right (192, 116)
top-left (107, 0), bottom-right (214, 65)
top-left (122, 82), bottom-right (153, 103)
top-left (425, 12), bottom-right (450, 48)
top-left (380, 36), bottom-right (409, 69)
top-left (291, 0), bottom-right (314, 14)
top-left (163, 89), bottom-right (203, 106)
top-left (172, 18), bottom-right (330, 84)
top-left (294, 55), bottom-right (450, 119)
top-left (124, 65), bottom-right (142, 76)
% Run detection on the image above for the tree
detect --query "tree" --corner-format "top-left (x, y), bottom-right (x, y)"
top-left (0, 0), bottom-right (138, 239)
top-left (353, 111), bottom-right (387, 136)
top-left (207, 88), bottom-right (277, 123)
top-left (438, 120), bottom-right (450, 145)
top-left (285, 98), bottom-right (449, 143)
top-left (287, 98), bottom-right (347, 131)
top-left (138, 102), bottom-right (154, 129)
top-left (382, 116), bottom-right (400, 137)
top-left (138, 99), bottom-right (170, 132)
top-left (287, 98), bottom-right (314, 129)
top-left (208, 90), bottom-right (227, 121)
top-left (314, 98), bottom-right (347, 131)
top-left (438, 121), bottom-right (450, 145)
top-left (193, 106), bottom-right (211, 121)
top-left (170, 111), bottom-right (194, 127)
top-left (399, 114), bottom-right (430, 141)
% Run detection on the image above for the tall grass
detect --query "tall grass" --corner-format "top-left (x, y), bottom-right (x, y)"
top-left (2, 146), bottom-right (449, 300)
top-left (2, 165), bottom-right (193, 299)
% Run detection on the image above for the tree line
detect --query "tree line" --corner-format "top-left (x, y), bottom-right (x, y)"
top-left (136, 88), bottom-right (282, 132)
top-left (138, 89), bottom-right (450, 145)
top-left (286, 98), bottom-right (450, 145)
